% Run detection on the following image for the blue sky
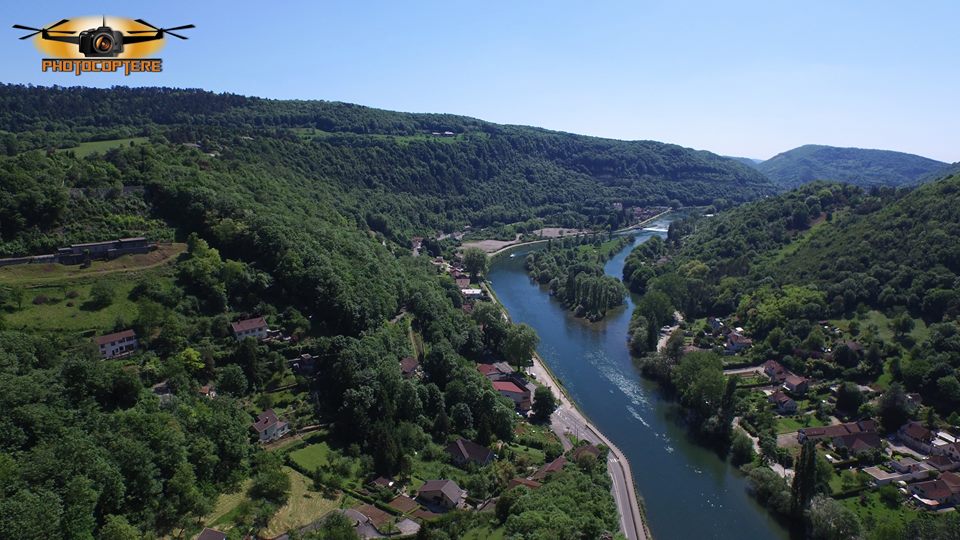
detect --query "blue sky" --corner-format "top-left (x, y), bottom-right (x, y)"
top-left (4, 1), bottom-right (958, 162)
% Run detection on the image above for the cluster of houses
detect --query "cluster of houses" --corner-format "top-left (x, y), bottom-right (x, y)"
top-left (762, 359), bottom-right (812, 414)
top-left (705, 317), bottom-right (755, 355)
top-left (796, 418), bottom-right (960, 509)
top-left (93, 316), bottom-right (279, 360)
top-left (476, 361), bottom-right (535, 413)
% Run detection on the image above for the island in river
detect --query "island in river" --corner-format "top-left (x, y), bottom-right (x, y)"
top-left (486, 213), bottom-right (790, 540)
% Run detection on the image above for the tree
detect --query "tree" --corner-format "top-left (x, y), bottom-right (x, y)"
top-left (791, 440), bottom-right (817, 517)
top-left (462, 248), bottom-right (488, 280)
top-left (808, 495), bottom-right (861, 540)
top-left (217, 364), bottom-right (248, 395)
top-left (496, 486), bottom-right (525, 524)
top-left (730, 429), bottom-right (756, 466)
top-left (835, 382), bottom-right (865, 415)
top-left (98, 515), bottom-right (141, 540)
top-left (8, 285), bottom-right (24, 310)
top-left (532, 385), bottom-right (557, 422)
top-left (311, 511), bottom-right (360, 540)
top-left (878, 382), bottom-right (910, 433)
top-left (889, 313), bottom-right (915, 338)
top-left (88, 281), bottom-right (115, 309)
top-left (504, 323), bottom-right (539, 371)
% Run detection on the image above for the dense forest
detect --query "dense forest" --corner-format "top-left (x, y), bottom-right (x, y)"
top-left (523, 235), bottom-right (631, 321)
top-left (758, 144), bottom-right (948, 189)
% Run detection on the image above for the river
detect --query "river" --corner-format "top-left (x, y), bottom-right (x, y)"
top-left (486, 215), bottom-right (789, 540)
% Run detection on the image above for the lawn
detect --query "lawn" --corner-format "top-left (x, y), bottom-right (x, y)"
top-left (204, 479), bottom-right (252, 528)
top-left (0, 243), bottom-right (185, 285)
top-left (838, 489), bottom-right (921, 531)
top-left (463, 524), bottom-right (506, 540)
top-left (775, 414), bottom-right (827, 434)
top-left (0, 247), bottom-right (184, 333)
top-left (262, 467), bottom-right (341, 538)
top-left (830, 310), bottom-right (929, 347)
top-left (289, 440), bottom-right (334, 472)
top-left (58, 136), bottom-right (149, 157)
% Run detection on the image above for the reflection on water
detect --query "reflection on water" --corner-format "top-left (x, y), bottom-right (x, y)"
top-left (487, 215), bottom-right (789, 540)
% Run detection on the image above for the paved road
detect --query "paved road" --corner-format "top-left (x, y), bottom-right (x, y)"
top-left (529, 356), bottom-right (649, 540)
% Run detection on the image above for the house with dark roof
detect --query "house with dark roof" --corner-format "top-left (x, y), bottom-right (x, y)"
top-left (196, 528), bottom-right (227, 540)
top-left (898, 421), bottom-right (936, 454)
top-left (417, 479), bottom-right (465, 510)
top-left (95, 329), bottom-right (138, 359)
top-left (531, 456), bottom-right (567, 481)
top-left (400, 356), bottom-right (421, 379)
top-left (476, 362), bottom-right (513, 381)
top-left (926, 454), bottom-right (960, 473)
top-left (938, 441), bottom-right (960, 462)
top-left (768, 390), bottom-right (797, 414)
top-left (832, 432), bottom-right (882, 456)
top-left (783, 374), bottom-right (810, 395)
top-left (507, 477), bottom-right (542, 490)
top-left (252, 409), bottom-right (289, 443)
top-left (231, 316), bottom-right (269, 341)
top-left (446, 438), bottom-right (494, 467)
top-left (762, 360), bottom-right (788, 383)
top-left (288, 353), bottom-right (317, 375)
top-left (725, 332), bottom-right (753, 354)
top-left (798, 419), bottom-right (877, 443)
top-left (570, 444), bottom-right (601, 461)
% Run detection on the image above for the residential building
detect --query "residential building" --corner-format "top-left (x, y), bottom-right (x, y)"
top-left (725, 332), bottom-right (753, 354)
top-left (460, 288), bottom-right (483, 299)
top-left (196, 528), bottom-right (227, 540)
top-left (152, 381), bottom-right (173, 405)
top-left (417, 479), bottom-right (465, 510)
top-left (95, 329), bottom-right (138, 359)
top-left (492, 379), bottom-right (532, 411)
top-left (783, 374), bottom-right (810, 395)
top-left (532, 456), bottom-right (567, 481)
top-left (768, 390), bottom-right (797, 414)
top-left (198, 384), bottom-right (216, 399)
top-left (863, 457), bottom-right (934, 485)
top-left (287, 353), bottom-right (318, 375)
top-left (762, 360), bottom-right (789, 383)
top-left (832, 432), bottom-right (882, 456)
top-left (446, 438), bottom-right (494, 467)
top-left (911, 472), bottom-right (960, 509)
top-left (252, 409), bottom-right (289, 443)
top-left (455, 277), bottom-right (470, 289)
top-left (898, 421), bottom-right (936, 454)
top-left (400, 356), bottom-right (421, 379)
top-left (939, 441), bottom-right (960, 462)
top-left (926, 455), bottom-right (960, 473)
top-left (476, 362), bottom-right (513, 381)
top-left (798, 419), bottom-right (877, 443)
top-left (231, 316), bottom-right (269, 341)
top-left (507, 477), bottom-right (542, 490)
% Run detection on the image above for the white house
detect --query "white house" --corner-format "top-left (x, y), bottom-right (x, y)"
top-left (231, 316), bottom-right (269, 341)
top-left (95, 329), bottom-right (138, 359)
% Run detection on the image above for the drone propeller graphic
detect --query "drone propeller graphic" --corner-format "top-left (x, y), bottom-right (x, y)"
top-left (12, 19), bottom-right (76, 40)
top-left (127, 19), bottom-right (195, 40)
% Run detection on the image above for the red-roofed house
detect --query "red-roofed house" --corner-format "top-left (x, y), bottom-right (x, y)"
top-left (833, 432), bottom-right (882, 456)
top-left (417, 479), bottom-right (465, 510)
top-left (768, 390), bottom-right (798, 414)
top-left (507, 477), bottom-right (542, 490)
top-left (95, 329), bottom-right (138, 359)
top-left (762, 360), bottom-right (788, 383)
top-left (400, 356), bottom-right (421, 379)
top-left (532, 456), bottom-right (567, 481)
top-left (493, 379), bottom-right (532, 411)
top-left (231, 316), bottom-right (269, 341)
top-left (798, 419), bottom-right (877, 443)
top-left (911, 472), bottom-right (960, 508)
top-left (252, 409), bottom-right (289, 443)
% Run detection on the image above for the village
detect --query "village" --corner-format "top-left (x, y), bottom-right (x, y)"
top-left (85, 251), bottom-right (598, 540)
top-left (677, 314), bottom-right (960, 515)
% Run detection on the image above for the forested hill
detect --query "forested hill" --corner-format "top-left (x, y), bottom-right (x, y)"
top-left (0, 84), bottom-right (773, 218)
top-left (757, 144), bottom-right (947, 189)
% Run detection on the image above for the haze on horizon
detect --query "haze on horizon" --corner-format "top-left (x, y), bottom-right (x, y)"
top-left (4, 0), bottom-right (958, 163)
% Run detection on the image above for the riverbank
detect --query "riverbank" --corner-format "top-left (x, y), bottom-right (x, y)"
top-left (481, 281), bottom-right (651, 540)
top-left (483, 209), bottom-right (674, 260)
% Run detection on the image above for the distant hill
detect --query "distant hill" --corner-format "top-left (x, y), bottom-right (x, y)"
top-left (757, 144), bottom-right (947, 189)
top-left (726, 156), bottom-right (763, 168)
top-left (917, 161), bottom-right (960, 184)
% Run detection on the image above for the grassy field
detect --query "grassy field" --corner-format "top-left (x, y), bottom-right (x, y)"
top-left (0, 246), bottom-right (184, 333)
top-left (262, 467), bottom-right (341, 538)
top-left (463, 524), bottom-right (506, 540)
top-left (838, 490), bottom-right (920, 532)
top-left (830, 310), bottom-right (930, 346)
top-left (288, 439), bottom-right (334, 472)
top-left (775, 414), bottom-right (827, 434)
top-left (0, 243), bottom-right (185, 284)
top-left (58, 136), bottom-right (149, 157)
top-left (205, 479), bottom-right (252, 528)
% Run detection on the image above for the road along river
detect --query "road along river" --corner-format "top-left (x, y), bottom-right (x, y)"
top-left (486, 215), bottom-right (789, 540)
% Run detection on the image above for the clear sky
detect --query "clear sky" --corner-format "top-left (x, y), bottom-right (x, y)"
top-left (4, 0), bottom-right (959, 162)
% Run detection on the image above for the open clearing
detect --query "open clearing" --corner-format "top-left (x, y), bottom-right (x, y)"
top-left (57, 137), bottom-right (150, 157)
top-left (0, 243), bottom-right (185, 284)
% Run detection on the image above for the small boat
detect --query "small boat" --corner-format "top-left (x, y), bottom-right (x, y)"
top-left (509, 253), bottom-right (516, 258)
